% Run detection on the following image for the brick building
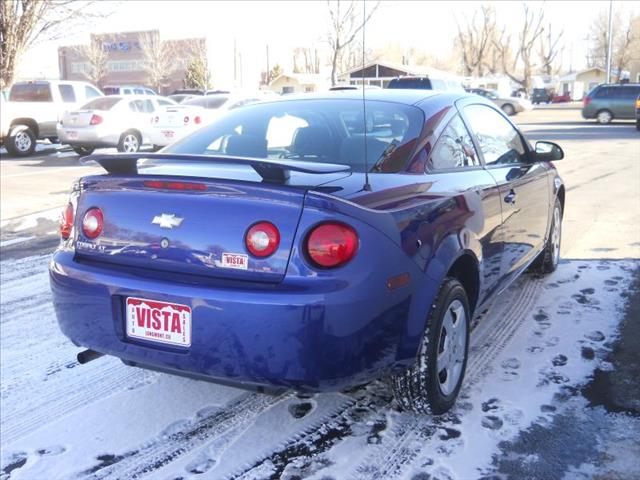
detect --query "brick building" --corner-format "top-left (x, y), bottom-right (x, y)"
top-left (58, 30), bottom-right (206, 95)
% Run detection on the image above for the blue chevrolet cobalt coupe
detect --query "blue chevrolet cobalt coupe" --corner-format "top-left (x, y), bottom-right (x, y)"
top-left (50, 90), bottom-right (565, 414)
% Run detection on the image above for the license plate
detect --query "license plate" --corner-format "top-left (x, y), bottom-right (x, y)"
top-left (125, 297), bottom-right (191, 347)
top-left (67, 130), bottom-right (78, 139)
top-left (162, 130), bottom-right (175, 138)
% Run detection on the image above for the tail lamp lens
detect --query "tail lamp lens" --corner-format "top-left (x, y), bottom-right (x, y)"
top-left (90, 114), bottom-right (103, 125)
top-left (60, 202), bottom-right (74, 239)
top-left (306, 222), bottom-right (358, 268)
top-left (583, 96), bottom-right (591, 107)
top-left (245, 222), bottom-right (280, 257)
top-left (194, 116), bottom-right (202, 124)
top-left (82, 207), bottom-right (104, 239)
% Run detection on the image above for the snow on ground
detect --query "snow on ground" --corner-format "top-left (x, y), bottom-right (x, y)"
top-left (0, 255), bottom-right (637, 480)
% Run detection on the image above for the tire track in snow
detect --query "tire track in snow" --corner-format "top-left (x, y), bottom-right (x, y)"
top-left (0, 254), bottom-right (155, 444)
top-left (348, 275), bottom-right (543, 480)
top-left (80, 391), bottom-right (292, 480)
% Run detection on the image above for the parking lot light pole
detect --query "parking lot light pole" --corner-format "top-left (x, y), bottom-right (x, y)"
top-left (606, 0), bottom-right (613, 83)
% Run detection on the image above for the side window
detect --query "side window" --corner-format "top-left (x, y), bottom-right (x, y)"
top-left (58, 84), bottom-right (76, 103)
top-left (9, 83), bottom-right (53, 102)
top-left (143, 100), bottom-right (155, 112)
top-left (133, 88), bottom-right (144, 94)
top-left (123, 89), bottom-right (132, 95)
top-left (129, 100), bottom-right (141, 112)
top-left (145, 89), bottom-right (155, 95)
top-left (428, 114), bottom-right (480, 170)
top-left (594, 87), bottom-right (611, 98)
top-left (157, 99), bottom-right (172, 106)
top-left (85, 86), bottom-right (101, 99)
top-left (464, 104), bottom-right (527, 166)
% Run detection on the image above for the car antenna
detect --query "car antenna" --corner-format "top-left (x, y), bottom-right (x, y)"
top-left (361, 0), bottom-right (371, 191)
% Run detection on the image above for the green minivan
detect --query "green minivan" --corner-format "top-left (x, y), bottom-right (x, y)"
top-left (582, 83), bottom-right (640, 124)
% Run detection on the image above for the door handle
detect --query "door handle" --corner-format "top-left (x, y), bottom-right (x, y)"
top-left (504, 189), bottom-right (517, 204)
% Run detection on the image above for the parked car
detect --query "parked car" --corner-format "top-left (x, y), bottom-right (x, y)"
top-left (582, 83), bottom-right (640, 124)
top-left (329, 84), bottom-right (383, 91)
top-left (2, 80), bottom-right (103, 156)
top-left (469, 88), bottom-right (532, 116)
top-left (148, 94), bottom-right (262, 148)
top-left (170, 89), bottom-right (204, 96)
top-left (636, 95), bottom-right (640, 131)
top-left (551, 92), bottom-right (572, 103)
top-left (167, 94), bottom-right (199, 104)
top-left (531, 88), bottom-right (552, 104)
top-left (103, 85), bottom-right (157, 96)
top-left (386, 76), bottom-right (465, 92)
top-left (50, 90), bottom-right (565, 414)
top-left (57, 95), bottom-right (176, 154)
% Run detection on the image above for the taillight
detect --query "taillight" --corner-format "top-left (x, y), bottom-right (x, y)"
top-left (60, 202), bottom-right (74, 239)
top-left (82, 207), bottom-right (104, 239)
top-left (636, 98), bottom-right (640, 109)
top-left (245, 221), bottom-right (280, 257)
top-left (184, 116), bottom-right (190, 123)
top-left (194, 116), bottom-right (201, 124)
top-left (89, 114), bottom-right (103, 125)
top-left (583, 96), bottom-right (591, 107)
top-left (305, 222), bottom-right (358, 268)
top-left (143, 180), bottom-right (207, 191)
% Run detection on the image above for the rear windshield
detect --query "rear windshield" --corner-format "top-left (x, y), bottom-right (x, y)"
top-left (103, 87), bottom-right (119, 95)
top-left (387, 78), bottom-right (432, 90)
top-left (183, 96), bottom-right (229, 109)
top-left (81, 97), bottom-right (121, 110)
top-left (9, 83), bottom-right (52, 102)
top-left (164, 99), bottom-right (424, 173)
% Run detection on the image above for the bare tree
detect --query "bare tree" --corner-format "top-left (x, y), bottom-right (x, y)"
top-left (588, 10), bottom-right (640, 79)
top-left (538, 23), bottom-right (564, 76)
top-left (455, 6), bottom-right (496, 77)
top-left (293, 47), bottom-right (321, 74)
top-left (494, 4), bottom-right (545, 93)
top-left (71, 36), bottom-right (110, 87)
top-left (139, 31), bottom-right (177, 93)
top-left (326, 0), bottom-right (380, 85)
top-left (0, 0), bottom-right (110, 89)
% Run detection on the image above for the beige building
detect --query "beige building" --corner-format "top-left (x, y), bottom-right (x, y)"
top-left (558, 67), bottom-right (608, 100)
top-left (267, 73), bottom-right (327, 94)
top-left (58, 30), bottom-right (206, 95)
top-left (337, 60), bottom-right (462, 89)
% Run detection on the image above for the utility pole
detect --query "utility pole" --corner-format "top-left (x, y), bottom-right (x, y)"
top-left (233, 38), bottom-right (237, 87)
top-left (266, 45), bottom-right (270, 86)
top-left (606, 0), bottom-right (613, 83)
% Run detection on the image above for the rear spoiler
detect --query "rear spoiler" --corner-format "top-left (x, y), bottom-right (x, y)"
top-left (81, 153), bottom-right (351, 183)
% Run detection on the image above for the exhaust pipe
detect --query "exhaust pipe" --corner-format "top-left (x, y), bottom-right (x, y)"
top-left (77, 349), bottom-right (104, 365)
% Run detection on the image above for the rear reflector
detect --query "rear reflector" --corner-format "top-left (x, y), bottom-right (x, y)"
top-left (143, 180), bottom-right (207, 191)
top-left (82, 208), bottom-right (104, 239)
top-left (60, 202), bottom-right (74, 239)
top-left (90, 114), bottom-right (103, 125)
top-left (245, 222), bottom-right (280, 257)
top-left (306, 222), bottom-right (358, 268)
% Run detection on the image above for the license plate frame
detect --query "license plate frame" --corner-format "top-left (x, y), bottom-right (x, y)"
top-left (125, 296), bottom-right (192, 347)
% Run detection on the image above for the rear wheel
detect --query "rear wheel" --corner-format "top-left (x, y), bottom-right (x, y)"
top-left (391, 278), bottom-right (470, 414)
top-left (596, 109), bottom-right (613, 124)
top-left (72, 146), bottom-right (95, 156)
top-left (6, 126), bottom-right (36, 157)
top-left (530, 197), bottom-right (562, 274)
top-left (501, 103), bottom-right (516, 116)
top-left (118, 131), bottom-right (141, 153)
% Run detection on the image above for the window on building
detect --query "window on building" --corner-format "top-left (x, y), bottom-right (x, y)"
top-left (464, 104), bottom-right (527, 166)
top-left (428, 115), bottom-right (480, 170)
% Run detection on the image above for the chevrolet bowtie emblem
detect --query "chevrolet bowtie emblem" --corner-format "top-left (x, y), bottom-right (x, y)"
top-left (152, 213), bottom-right (184, 229)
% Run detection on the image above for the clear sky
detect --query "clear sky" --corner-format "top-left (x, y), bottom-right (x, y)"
top-left (17, 0), bottom-right (635, 88)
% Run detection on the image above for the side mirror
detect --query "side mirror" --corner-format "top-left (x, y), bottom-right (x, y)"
top-left (535, 141), bottom-right (564, 161)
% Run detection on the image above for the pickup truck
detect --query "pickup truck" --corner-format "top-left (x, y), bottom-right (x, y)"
top-left (1, 80), bottom-right (103, 156)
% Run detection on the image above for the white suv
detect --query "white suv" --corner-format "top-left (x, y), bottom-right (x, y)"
top-left (1, 80), bottom-right (103, 156)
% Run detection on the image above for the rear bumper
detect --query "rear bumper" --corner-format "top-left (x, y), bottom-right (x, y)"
top-left (57, 126), bottom-right (120, 147)
top-left (147, 126), bottom-right (193, 147)
top-left (49, 249), bottom-right (418, 391)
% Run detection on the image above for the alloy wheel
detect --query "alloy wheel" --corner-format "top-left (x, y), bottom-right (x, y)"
top-left (122, 134), bottom-right (139, 152)
top-left (436, 299), bottom-right (467, 396)
top-left (551, 205), bottom-right (561, 267)
top-left (597, 111), bottom-right (612, 124)
top-left (15, 131), bottom-right (33, 152)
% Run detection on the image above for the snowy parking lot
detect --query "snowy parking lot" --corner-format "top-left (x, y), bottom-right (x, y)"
top-left (1, 107), bottom-right (639, 479)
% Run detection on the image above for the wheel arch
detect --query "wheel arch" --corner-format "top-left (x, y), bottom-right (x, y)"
top-left (10, 118), bottom-right (39, 138)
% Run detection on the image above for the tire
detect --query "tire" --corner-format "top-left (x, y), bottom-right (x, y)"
top-left (391, 277), bottom-right (470, 414)
top-left (117, 131), bottom-right (141, 153)
top-left (530, 197), bottom-right (562, 274)
top-left (72, 146), bottom-right (95, 156)
top-left (596, 109), bottom-right (613, 124)
top-left (5, 126), bottom-right (36, 157)
top-left (501, 103), bottom-right (516, 116)
top-left (635, 119), bottom-right (639, 131)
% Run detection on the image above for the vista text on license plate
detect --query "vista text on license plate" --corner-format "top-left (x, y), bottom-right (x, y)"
top-left (67, 130), bottom-right (78, 139)
top-left (162, 130), bottom-right (174, 138)
top-left (126, 297), bottom-right (191, 347)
